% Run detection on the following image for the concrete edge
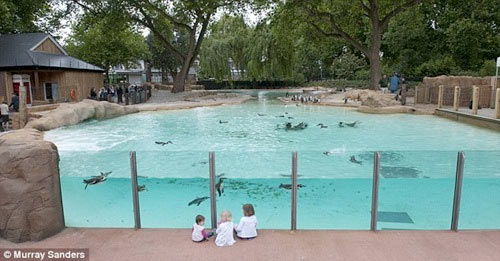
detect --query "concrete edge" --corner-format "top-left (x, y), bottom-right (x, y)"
top-left (435, 109), bottom-right (500, 131)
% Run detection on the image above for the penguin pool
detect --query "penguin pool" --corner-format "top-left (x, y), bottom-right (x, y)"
top-left (44, 91), bottom-right (500, 230)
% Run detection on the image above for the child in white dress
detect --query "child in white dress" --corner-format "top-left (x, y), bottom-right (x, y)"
top-left (215, 210), bottom-right (236, 247)
top-left (234, 204), bottom-right (258, 239)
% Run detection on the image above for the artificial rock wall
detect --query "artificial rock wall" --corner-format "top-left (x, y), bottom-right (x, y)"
top-left (0, 129), bottom-right (64, 243)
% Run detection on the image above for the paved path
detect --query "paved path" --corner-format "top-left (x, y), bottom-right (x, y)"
top-left (2, 229), bottom-right (500, 261)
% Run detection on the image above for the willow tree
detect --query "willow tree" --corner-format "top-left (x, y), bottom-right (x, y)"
top-left (199, 15), bottom-right (250, 81)
top-left (71, 0), bottom-right (246, 92)
top-left (287, 0), bottom-right (423, 89)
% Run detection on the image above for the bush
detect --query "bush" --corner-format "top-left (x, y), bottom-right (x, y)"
top-left (479, 60), bottom-right (497, 76)
top-left (303, 79), bottom-right (369, 89)
top-left (415, 56), bottom-right (459, 77)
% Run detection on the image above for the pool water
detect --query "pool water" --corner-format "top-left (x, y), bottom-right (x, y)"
top-left (45, 91), bottom-right (500, 230)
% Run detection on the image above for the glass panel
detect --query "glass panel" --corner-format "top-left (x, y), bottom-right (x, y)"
top-left (59, 151), bottom-right (133, 228)
top-left (138, 151), bottom-right (210, 228)
top-left (216, 151), bottom-right (290, 229)
top-left (460, 150), bottom-right (500, 229)
top-left (378, 151), bottom-right (456, 230)
top-left (297, 150), bottom-right (372, 229)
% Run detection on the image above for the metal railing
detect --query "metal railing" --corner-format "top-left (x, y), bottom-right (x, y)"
top-left (451, 152), bottom-right (465, 231)
top-left (126, 151), bottom-right (469, 231)
top-left (370, 152), bottom-right (381, 231)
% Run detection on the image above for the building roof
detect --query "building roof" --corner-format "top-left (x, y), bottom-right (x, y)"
top-left (0, 33), bottom-right (104, 72)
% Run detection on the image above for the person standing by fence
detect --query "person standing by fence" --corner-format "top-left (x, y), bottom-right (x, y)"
top-left (117, 86), bottom-right (123, 104)
top-left (388, 73), bottom-right (401, 94)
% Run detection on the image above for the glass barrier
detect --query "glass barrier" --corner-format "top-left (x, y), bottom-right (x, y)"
top-left (57, 149), bottom-right (500, 230)
top-left (58, 151), bottom-right (133, 228)
top-left (378, 151), bottom-right (456, 230)
top-left (137, 151), bottom-right (210, 228)
top-left (297, 150), bottom-right (372, 229)
top-left (215, 151), bottom-right (291, 229)
top-left (460, 150), bottom-right (500, 229)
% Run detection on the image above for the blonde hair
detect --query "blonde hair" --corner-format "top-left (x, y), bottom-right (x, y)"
top-left (220, 210), bottom-right (232, 222)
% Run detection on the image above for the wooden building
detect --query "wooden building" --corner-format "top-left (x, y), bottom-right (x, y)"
top-left (0, 33), bottom-right (104, 106)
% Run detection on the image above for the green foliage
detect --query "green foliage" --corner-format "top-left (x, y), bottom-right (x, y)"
top-left (479, 60), bottom-right (497, 77)
top-left (199, 15), bottom-right (299, 82)
top-left (303, 79), bottom-right (369, 89)
top-left (331, 48), bottom-right (368, 80)
top-left (0, 0), bottom-right (63, 34)
top-left (65, 10), bottom-right (149, 73)
top-left (414, 56), bottom-right (458, 77)
top-left (199, 15), bottom-right (250, 81)
top-left (384, 0), bottom-right (500, 78)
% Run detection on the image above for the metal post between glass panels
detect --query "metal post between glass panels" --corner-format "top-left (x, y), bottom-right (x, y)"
top-left (129, 151), bottom-right (141, 229)
top-left (451, 151), bottom-right (465, 231)
top-left (370, 152), bottom-right (381, 231)
top-left (291, 152), bottom-right (298, 231)
top-left (209, 152), bottom-right (217, 229)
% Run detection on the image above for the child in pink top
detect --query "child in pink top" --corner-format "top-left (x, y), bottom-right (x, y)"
top-left (192, 215), bottom-right (213, 242)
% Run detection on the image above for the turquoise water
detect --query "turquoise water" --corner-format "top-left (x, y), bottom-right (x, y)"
top-left (45, 91), bottom-right (500, 230)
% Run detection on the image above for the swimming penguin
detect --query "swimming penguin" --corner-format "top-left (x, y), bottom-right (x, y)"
top-left (215, 177), bottom-right (226, 197)
top-left (350, 156), bottom-right (362, 165)
top-left (138, 184), bottom-right (147, 192)
top-left (188, 196), bottom-right (209, 206)
top-left (257, 113), bottom-right (266, 116)
top-left (219, 120), bottom-right (228, 124)
top-left (338, 122), bottom-right (345, 127)
top-left (317, 123), bottom-right (328, 128)
top-left (345, 121), bottom-right (359, 127)
top-left (279, 183), bottom-right (306, 190)
top-left (323, 151), bottom-right (332, 156)
top-left (155, 141), bottom-right (173, 146)
top-left (83, 171), bottom-right (112, 189)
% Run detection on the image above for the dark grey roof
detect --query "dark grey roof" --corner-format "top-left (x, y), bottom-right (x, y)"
top-left (0, 33), bottom-right (104, 72)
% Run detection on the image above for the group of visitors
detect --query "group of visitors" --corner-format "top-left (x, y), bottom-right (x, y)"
top-left (192, 204), bottom-right (258, 247)
top-left (0, 92), bottom-right (20, 132)
top-left (89, 85), bottom-right (127, 104)
top-left (89, 84), bottom-right (148, 105)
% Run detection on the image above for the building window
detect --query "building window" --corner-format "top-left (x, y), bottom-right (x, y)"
top-left (44, 83), bottom-right (59, 100)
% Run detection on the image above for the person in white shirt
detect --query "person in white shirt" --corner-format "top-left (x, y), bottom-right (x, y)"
top-left (234, 204), bottom-right (258, 239)
top-left (191, 215), bottom-right (213, 242)
top-left (215, 211), bottom-right (235, 247)
top-left (0, 101), bottom-right (9, 131)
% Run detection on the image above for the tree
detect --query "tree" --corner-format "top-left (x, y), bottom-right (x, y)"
top-left (199, 15), bottom-right (250, 81)
top-left (286, 0), bottom-right (423, 89)
top-left (70, 0), bottom-right (249, 92)
top-left (0, 0), bottom-right (63, 34)
top-left (383, 0), bottom-right (500, 78)
top-left (65, 9), bottom-right (149, 79)
top-left (146, 28), bottom-right (188, 83)
top-left (331, 48), bottom-right (368, 79)
top-left (199, 15), bottom-right (298, 82)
